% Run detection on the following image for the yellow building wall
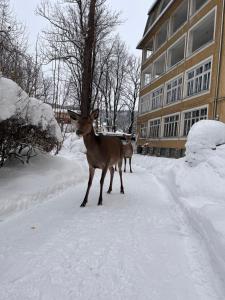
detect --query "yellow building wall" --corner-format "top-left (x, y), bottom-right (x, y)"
top-left (137, 0), bottom-right (225, 152)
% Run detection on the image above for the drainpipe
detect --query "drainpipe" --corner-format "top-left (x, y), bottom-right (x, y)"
top-left (214, 0), bottom-right (225, 120)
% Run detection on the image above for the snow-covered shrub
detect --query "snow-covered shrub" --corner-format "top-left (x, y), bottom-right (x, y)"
top-left (0, 76), bottom-right (62, 166)
top-left (185, 120), bottom-right (225, 165)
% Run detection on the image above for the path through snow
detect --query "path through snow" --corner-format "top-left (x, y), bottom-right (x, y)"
top-left (0, 163), bottom-right (223, 300)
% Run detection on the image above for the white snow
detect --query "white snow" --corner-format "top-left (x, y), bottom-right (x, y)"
top-left (0, 76), bottom-right (62, 142)
top-left (1, 126), bottom-right (225, 299)
top-left (185, 120), bottom-right (225, 165)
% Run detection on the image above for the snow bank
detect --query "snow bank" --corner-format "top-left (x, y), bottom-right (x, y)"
top-left (186, 120), bottom-right (225, 165)
top-left (0, 132), bottom-right (89, 218)
top-left (134, 146), bottom-right (225, 292)
top-left (0, 152), bottom-right (87, 218)
top-left (0, 76), bottom-right (62, 142)
top-left (61, 133), bottom-right (87, 156)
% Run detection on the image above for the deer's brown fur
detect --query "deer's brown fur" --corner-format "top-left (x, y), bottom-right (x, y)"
top-left (123, 136), bottom-right (133, 173)
top-left (68, 109), bottom-right (124, 207)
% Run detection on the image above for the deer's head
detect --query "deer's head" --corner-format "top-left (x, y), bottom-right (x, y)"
top-left (68, 109), bottom-right (99, 137)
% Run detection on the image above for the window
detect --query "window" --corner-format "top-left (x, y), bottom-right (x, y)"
top-left (152, 87), bottom-right (164, 110)
top-left (155, 22), bottom-right (168, 50)
top-left (166, 76), bottom-right (183, 105)
top-left (186, 59), bottom-right (212, 97)
top-left (170, 0), bottom-right (188, 34)
top-left (149, 119), bottom-right (161, 138)
top-left (191, 0), bottom-right (208, 15)
top-left (188, 9), bottom-right (215, 55)
top-left (139, 94), bottom-right (151, 114)
top-left (158, 0), bottom-right (171, 13)
top-left (168, 37), bottom-right (185, 68)
top-left (143, 39), bottom-right (154, 61)
top-left (183, 107), bottom-right (207, 136)
top-left (140, 123), bottom-right (148, 138)
top-left (154, 54), bottom-right (166, 78)
top-left (142, 66), bottom-right (153, 87)
top-left (163, 114), bottom-right (179, 137)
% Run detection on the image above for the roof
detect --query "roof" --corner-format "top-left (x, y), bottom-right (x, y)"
top-left (137, 0), bottom-right (175, 49)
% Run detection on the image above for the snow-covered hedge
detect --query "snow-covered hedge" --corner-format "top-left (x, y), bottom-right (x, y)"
top-left (0, 76), bottom-right (62, 166)
top-left (185, 120), bottom-right (225, 165)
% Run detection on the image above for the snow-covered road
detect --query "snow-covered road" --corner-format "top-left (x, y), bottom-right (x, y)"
top-left (0, 162), bottom-right (223, 300)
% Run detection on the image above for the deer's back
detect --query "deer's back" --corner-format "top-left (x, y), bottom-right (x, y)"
top-left (86, 135), bottom-right (123, 169)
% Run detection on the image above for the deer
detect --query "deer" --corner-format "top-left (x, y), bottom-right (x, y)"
top-left (68, 109), bottom-right (124, 207)
top-left (123, 135), bottom-right (133, 173)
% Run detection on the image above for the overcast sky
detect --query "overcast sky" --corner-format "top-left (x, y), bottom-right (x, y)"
top-left (12, 0), bottom-right (152, 56)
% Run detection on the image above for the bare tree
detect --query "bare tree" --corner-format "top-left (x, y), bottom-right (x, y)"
top-left (37, 0), bottom-right (120, 113)
top-left (123, 56), bottom-right (141, 134)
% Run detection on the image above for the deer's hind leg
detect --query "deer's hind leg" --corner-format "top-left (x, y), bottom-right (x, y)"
top-left (129, 157), bottom-right (133, 173)
top-left (107, 166), bottom-right (114, 194)
top-left (81, 165), bottom-right (95, 207)
top-left (124, 157), bottom-right (127, 172)
top-left (118, 159), bottom-right (124, 194)
top-left (98, 166), bottom-right (108, 206)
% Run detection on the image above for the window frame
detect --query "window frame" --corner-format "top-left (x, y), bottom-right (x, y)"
top-left (167, 34), bottom-right (186, 69)
top-left (139, 93), bottom-right (151, 115)
top-left (162, 113), bottom-right (180, 138)
top-left (140, 123), bottom-right (148, 139)
top-left (153, 52), bottom-right (167, 79)
top-left (165, 74), bottom-right (184, 106)
top-left (187, 7), bottom-right (216, 57)
top-left (151, 85), bottom-right (164, 111)
top-left (190, 0), bottom-right (211, 18)
top-left (180, 105), bottom-right (208, 137)
top-left (184, 57), bottom-right (213, 99)
top-left (148, 118), bottom-right (161, 139)
top-left (170, 0), bottom-right (189, 37)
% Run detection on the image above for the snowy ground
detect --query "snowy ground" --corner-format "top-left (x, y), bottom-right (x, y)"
top-left (1, 134), bottom-right (225, 299)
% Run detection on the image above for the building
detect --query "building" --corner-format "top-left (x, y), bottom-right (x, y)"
top-left (136, 0), bottom-right (225, 157)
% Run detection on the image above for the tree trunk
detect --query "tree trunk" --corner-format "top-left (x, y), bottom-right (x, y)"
top-left (80, 0), bottom-right (97, 117)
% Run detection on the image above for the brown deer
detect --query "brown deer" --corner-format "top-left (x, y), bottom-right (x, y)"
top-left (68, 109), bottom-right (124, 207)
top-left (123, 135), bottom-right (133, 173)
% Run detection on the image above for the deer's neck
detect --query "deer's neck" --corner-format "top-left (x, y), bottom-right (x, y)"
top-left (83, 127), bottom-right (98, 151)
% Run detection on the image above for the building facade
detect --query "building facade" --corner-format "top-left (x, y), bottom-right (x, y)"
top-left (137, 0), bottom-right (225, 157)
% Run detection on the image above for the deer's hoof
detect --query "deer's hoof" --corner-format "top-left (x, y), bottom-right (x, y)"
top-left (107, 189), bottom-right (112, 194)
top-left (120, 189), bottom-right (125, 194)
top-left (98, 202), bottom-right (102, 206)
top-left (80, 202), bottom-right (86, 207)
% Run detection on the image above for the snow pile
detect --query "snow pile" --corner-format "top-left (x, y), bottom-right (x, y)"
top-left (0, 151), bottom-right (87, 218)
top-left (0, 76), bottom-right (62, 142)
top-left (60, 133), bottom-right (86, 159)
top-left (185, 120), bottom-right (225, 165)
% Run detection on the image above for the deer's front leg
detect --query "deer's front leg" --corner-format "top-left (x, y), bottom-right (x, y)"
top-left (98, 166), bottom-right (108, 206)
top-left (107, 166), bottom-right (114, 194)
top-left (81, 166), bottom-right (95, 207)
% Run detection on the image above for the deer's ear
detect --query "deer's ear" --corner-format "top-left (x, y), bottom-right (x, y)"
top-left (68, 110), bottom-right (80, 121)
top-left (91, 109), bottom-right (99, 120)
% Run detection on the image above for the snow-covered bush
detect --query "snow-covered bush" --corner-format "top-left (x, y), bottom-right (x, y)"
top-left (0, 76), bottom-right (62, 166)
top-left (185, 120), bottom-right (225, 165)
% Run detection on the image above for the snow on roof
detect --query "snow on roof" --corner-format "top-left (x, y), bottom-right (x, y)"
top-left (0, 77), bottom-right (62, 142)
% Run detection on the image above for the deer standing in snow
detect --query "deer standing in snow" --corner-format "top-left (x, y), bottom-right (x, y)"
top-left (123, 135), bottom-right (133, 173)
top-left (68, 109), bottom-right (124, 207)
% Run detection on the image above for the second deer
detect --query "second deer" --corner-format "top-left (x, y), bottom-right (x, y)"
top-left (123, 135), bottom-right (133, 173)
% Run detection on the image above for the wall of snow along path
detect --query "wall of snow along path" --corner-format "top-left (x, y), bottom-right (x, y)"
top-left (0, 76), bottom-right (62, 142)
top-left (0, 150), bottom-right (88, 218)
top-left (134, 120), bottom-right (225, 293)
